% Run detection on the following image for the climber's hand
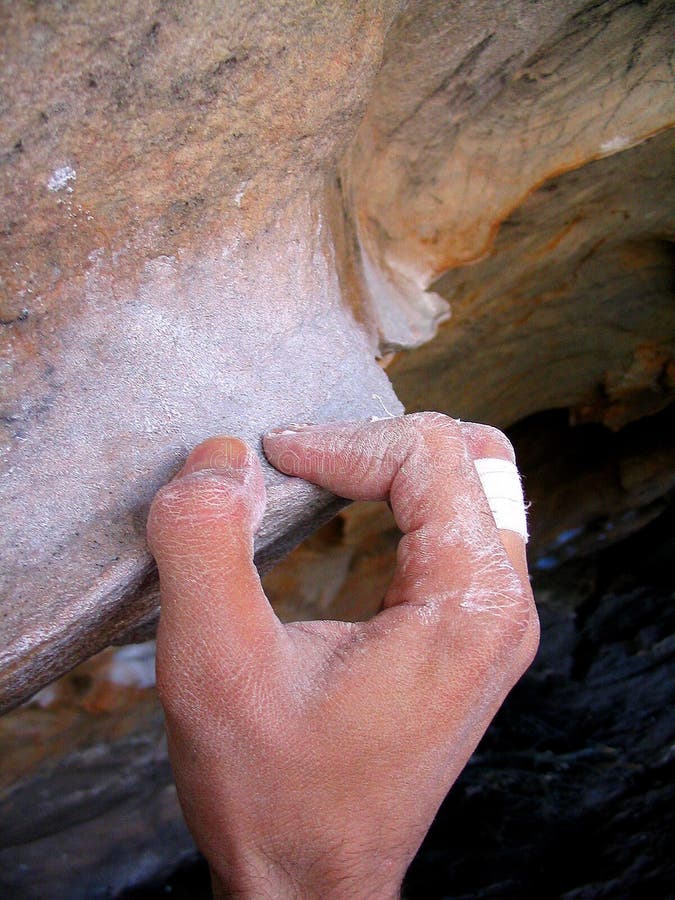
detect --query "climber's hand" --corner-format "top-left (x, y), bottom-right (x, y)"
top-left (146, 414), bottom-right (538, 899)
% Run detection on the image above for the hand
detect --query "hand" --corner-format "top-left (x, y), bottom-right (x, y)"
top-left (147, 413), bottom-right (539, 898)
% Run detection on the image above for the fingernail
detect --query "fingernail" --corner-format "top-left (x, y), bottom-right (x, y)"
top-left (178, 436), bottom-right (252, 478)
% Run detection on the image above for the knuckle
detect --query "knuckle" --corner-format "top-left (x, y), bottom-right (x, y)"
top-left (518, 602), bottom-right (541, 669)
top-left (411, 411), bottom-right (460, 436)
top-left (410, 412), bottom-right (465, 457)
top-left (457, 556), bottom-right (537, 649)
top-left (464, 422), bottom-right (516, 463)
top-left (493, 579), bottom-right (539, 662)
top-left (506, 582), bottom-right (535, 635)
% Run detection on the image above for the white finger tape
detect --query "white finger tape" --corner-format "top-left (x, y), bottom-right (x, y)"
top-left (474, 457), bottom-right (528, 542)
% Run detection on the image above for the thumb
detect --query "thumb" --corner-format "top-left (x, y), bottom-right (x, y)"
top-left (147, 437), bottom-right (281, 709)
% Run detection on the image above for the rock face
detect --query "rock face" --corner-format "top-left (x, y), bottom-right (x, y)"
top-left (0, 0), bottom-right (404, 713)
top-left (1, 0), bottom-right (674, 895)
top-left (341, 0), bottom-right (674, 351)
top-left (0, 642), bottom-right (193, 898)
top-left (389, 131), bottom-right (675, 432)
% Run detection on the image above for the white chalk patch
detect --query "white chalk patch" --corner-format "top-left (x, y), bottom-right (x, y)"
top-left (47, 165), bottom-right (77, 192)
top-left (234, 180), bottom-right (249, 207)
top-left (474, 457), bottom-right (528, 541)
top-left (600, 135), bottom-right (629, 154)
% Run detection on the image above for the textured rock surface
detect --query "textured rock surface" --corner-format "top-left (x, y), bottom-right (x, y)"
top-left (0, 642), bottom-right (193, 898)
top-left (341, 0), bottom-right (674, 351)
top-left (388, 130), bottom-right (675, 430)
top-left (2, 0), bottom-right (673, 711)
top-left (0, 0), bottom-right (404, 713)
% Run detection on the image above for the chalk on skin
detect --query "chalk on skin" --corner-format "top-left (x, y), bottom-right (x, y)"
top-left (474, 458), bottom-right (529, 542)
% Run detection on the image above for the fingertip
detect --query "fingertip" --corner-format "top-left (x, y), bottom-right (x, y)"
top-left (459, 421), bottom-right (529, 573)
top-left (179, 435), bottom-right (266, 524)
top-left (261, 430), bottom-right (302, 477)
top-left (149, 436), bottom-right (281, 685)
top-left (148, 435), bottom-right (267, 561)
top-left (178, 435), bottom-right (257, 479)
top-left (263, 420), bottom-right (395, 500)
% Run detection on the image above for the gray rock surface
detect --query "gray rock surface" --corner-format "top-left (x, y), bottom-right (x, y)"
top-left (0, 1), bottom-right (404, 712)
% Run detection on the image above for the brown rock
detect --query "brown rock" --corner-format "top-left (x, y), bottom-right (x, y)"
top-left (389, 130), bottom-right (675, 428)
top-left (342, 0), bottom-right (674, 351)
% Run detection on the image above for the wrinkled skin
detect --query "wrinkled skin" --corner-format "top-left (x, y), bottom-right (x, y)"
top-left (147, 414), bottom-right (539, 898)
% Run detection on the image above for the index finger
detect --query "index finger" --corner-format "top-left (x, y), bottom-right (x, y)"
top-left (263, 413), bottom-right (530, 614)
top-left (263, 413), bottom-right (538, 753)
